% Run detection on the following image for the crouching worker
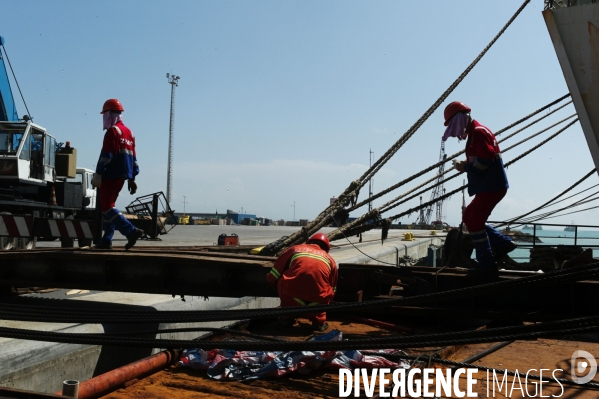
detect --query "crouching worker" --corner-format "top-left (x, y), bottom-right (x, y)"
top-left (266, 232), bottom-right (338, 332)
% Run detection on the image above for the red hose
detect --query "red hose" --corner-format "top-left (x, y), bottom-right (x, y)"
top-left (56, 349), bottom-right (180, 398)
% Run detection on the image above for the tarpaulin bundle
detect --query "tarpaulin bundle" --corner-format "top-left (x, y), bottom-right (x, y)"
top-left (178, 330), bottom-right (409, 381)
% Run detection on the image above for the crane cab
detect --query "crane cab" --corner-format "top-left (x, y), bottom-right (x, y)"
top-left (0, 120), bottom-right (57, 185)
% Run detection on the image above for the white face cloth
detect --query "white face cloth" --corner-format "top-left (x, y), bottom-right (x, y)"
top-left (442, 112), bottom-right (469, 142)
top-left (103, 111), bottom-right (123, 130)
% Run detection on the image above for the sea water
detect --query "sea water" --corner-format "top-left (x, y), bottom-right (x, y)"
top-left (509, 228), bottom-right (599, 262)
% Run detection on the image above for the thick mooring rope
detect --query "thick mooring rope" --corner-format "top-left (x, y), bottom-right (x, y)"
top-left (349, 97), bottom-right (572, 213)
top-left (261, 0), bottom-right (532, 255)
top-left (328, 117), bottom-right (578, 240)
top-left (380, 119), bottom-right (578, 223)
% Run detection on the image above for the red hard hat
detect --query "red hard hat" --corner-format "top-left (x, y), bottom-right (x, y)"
top-left (101, 99), bottom-right (124, 114)
top-left (307, 232), bottom-right (331, 252)
top-left (444, 101), bottom-right (471, 126)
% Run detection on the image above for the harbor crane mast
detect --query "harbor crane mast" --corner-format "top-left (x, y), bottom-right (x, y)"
top-left (418, 141), bottom-right (447, 225)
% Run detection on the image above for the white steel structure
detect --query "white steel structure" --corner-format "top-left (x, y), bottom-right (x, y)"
top-left (544, 2), bottom-right (599, 175)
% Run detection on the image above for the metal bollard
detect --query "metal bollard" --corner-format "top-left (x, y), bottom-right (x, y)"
top-left (62, 380), bottom-right (79, 398)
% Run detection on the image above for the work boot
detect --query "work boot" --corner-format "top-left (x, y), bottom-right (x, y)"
top-left (94, 241), bottom-right (113, 250)
top-left (494, 241), bottom-right (518, 262)
top-left (462, 258), bottom-right (480, 270)
top-left (467, 264), bottom-right (499, 281)
top-left (125, 228), bottom-right (145, 250)
top-left (470, 230), bottom-right (496, 268)
top-left (278, 317), bottom-right (295, 328)
top-left (313, 321), bottom-right (329, 332)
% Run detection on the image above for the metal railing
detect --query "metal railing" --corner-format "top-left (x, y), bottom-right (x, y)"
top-left (489, 220), bottom-right (599, 262)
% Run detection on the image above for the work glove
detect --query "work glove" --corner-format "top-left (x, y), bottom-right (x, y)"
top-left (128, 179), bottom-right (138, 195)
top-left (452, 160), bottom-right (466, 173)
top-left (91, 173), bottom-right (102, 188)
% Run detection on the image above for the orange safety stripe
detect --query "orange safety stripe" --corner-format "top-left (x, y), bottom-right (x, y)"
top-left (290, 252), bottom-right (332, 272)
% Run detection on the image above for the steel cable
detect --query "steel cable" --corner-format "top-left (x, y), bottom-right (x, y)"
top-left (379, 115), bottom-right (578, 215)
top-left (265, 0), bottom-right (532, 255)
top-left (495, 169), bottom-right (597, 228)
top-left (349, 97), bottom-right (573, 213)
top-left (381, 118), bottom-right (578, 222)
top-left (493, 94), bottom-right (571, 136)
top-left (0, 44), bottom-right (32, 119)
top-left (329, 115), bottom-right (578, 240)
top-left (501, 114), bottom-right (577, 153)
top-left (0, 263), bottom-right (597, 324)
top-left (502, 119), bottom-right (578, 167)
top-left (356, 0), bottom-right (531, 187)
top-left (0, 315), bottom-right (597, 351)
top-left (540, 183), bottom-right (599, 208)
top-left (102, 327), bottom-right (287, 342)
top-left (508, 190), bottom-right (599, 225)
top-left (537, 203), bottom-right (599, 221)
top-left (494, 99), bottom-right (576, 141)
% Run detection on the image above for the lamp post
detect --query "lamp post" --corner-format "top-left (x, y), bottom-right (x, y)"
top-left (368, 149), bottom-right (374, 212)
top-left (166, 73), bottom-right (180, 205)
top-left (291, 201), bottom-right (296, 221)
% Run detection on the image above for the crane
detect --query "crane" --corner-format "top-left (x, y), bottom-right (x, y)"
top-left (0, 36), bottom-right (18, 122)
top-left (417, 141), bottom-right (447, 225)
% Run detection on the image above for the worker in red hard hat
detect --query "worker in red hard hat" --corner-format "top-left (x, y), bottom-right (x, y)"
top-left (443, 101), bottom-right (516, 275)
top-left (91, 99), bottom-right (144, 250)
top-left (266, 232), bottom-right (338, 331)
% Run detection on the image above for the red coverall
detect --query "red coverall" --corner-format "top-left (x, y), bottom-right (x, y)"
top-left (95, 122), bottom-right (139, 244)
top-left (462, 120), bottom-right (508, 231)
top-left (266, 243), bottom-right (338, 325)
top-left (462, 120), bottom-right (510, 267)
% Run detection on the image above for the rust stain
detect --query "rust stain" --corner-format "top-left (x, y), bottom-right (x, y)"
top-left (98, 318), bottom-right (599, 399)
top-left (588, 21), bottom-right (599, 71)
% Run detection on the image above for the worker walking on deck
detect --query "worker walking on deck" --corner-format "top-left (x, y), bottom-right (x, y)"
top-left (443, 101), bottom-right (516, 273)
top-left (266, 232), bottom-right (338, 331)
top-left (91, 99), bottom-right (144, 250)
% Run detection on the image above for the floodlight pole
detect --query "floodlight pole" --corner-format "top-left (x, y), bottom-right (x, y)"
top-left (368, 149), bottom-right (374, 212)
top-left (166, 73), bottom-right (180, 205)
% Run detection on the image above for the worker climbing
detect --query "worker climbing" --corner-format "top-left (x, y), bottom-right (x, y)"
top-left (443, 101), bottom-right (516, 275)
top-left (266, 232), bottom-right (338, 331)
top-left (92, 99), bottom-right (144, 250)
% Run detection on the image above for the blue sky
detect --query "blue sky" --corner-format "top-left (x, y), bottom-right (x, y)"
top-left (1, 0), bottom-right (596, 227)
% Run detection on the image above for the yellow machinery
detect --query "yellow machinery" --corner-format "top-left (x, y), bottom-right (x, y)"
top-left (402, 232), bottom-right (414, 241)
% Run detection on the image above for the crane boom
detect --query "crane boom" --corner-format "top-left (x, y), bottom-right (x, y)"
top-left (0, 36), bottom-right (18, 122)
